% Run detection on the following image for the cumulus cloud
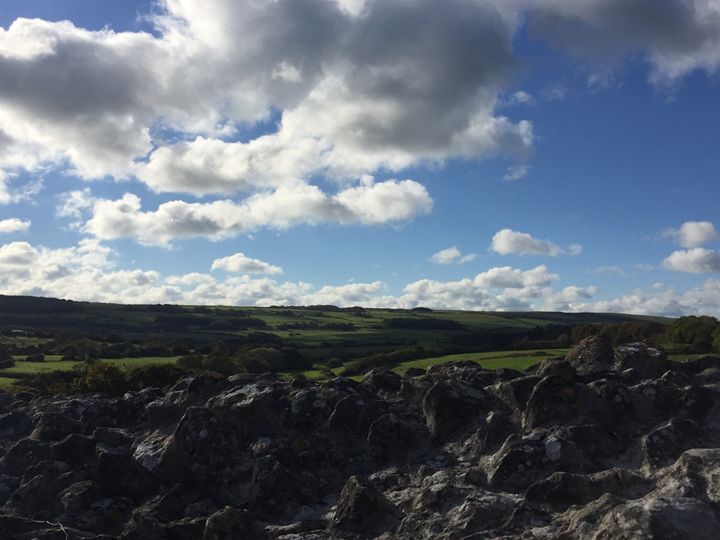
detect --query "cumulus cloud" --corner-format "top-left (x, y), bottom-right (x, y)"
top-left (211, 252), bottom-right (283, 275)
top-left (0, 0), bottom-right (718, 201)
top-left (490, 228), bottom-right (581, 256)
top-left (0, 218), bottom-right (30, 233)
top-left (0, 238), bottom-right (581, 309)
top-left (7, 236), bottom-right (720, 316)
top-left (527, 0), bottom-right (720, 84)
top-left (430, 246), bottom-right (476, 265)
top-left (663, 221), bottom-right (718, 247)
top-left (56, 188), bottom-right (97, 219)
top-left (576, 279), bottom-right (720, 318)
top-left (663, 248), bottom-right (720, 273)
top-left (0, 0), bottom-right (534, 199)
top-left (473, 265), bottom-right (558, 288)
top-left (84, 179), bottom-right (432, 246)
top-left (397, 264), bottom-right (579, 311)
top-left (0, 241), bottom-right (37, 265)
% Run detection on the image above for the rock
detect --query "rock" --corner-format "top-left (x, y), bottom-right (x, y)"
top-left (641, 417), bottom-right (703, 467)
top-left (203, 507), bottom-right (257, 540)
top-left (565, 335), bottom-right (615, 376)
top-left (174, 407), bottom-right (240, 490)
top-left (207, 384), bottom-right (284, 436)
top-left (367, 413), bottom-right (423, 463)
top-left (422, 380), bottom-right (497, 441)
top-left (329, 476), bottom-right (401, 536)
top-left (51, 433), bottom-right (96, 465)
top-left (361, 368), bottom-right (402, 393)
top-left (526, 469), bottom-right (652, 507)
top-left (132, 432), bottom-right (184, 483)
top-left (523, 375), bottom-right (610, 431)
top-left (404, 367), bottom-right (426, 377)
top-left (445, 490), bottom-right (523, 534)
top-left (0, 411), bottom-right (33, 439)
top-left (0, 438), bottom-right (51, 475)
top-left (95, 452), bottom-right (157, 503)
top-left (145, 399), bottom-right (184, 426)
top-left (614, 342), bottom-right (669, 379)
top-left (31, 411), bottom-right (82, 442)
top-left (535, 357), bottom-right (577, 380)
top-left (60, 480), bottom-right (104, 514)
top-left (594, 496), bottom-right (720, 539)
top-left (487, 432), bottom-right (591, 492)
top-left (0, 340), bottom-right (715, 539)
top-left (94, 427), bottom-right (133, 447)
top-left (329, 395), bottom-right (384, 438)
top-left (120, 510), bottom-right (165, 540)
top-left (2, 474), bottom-right (61, 520)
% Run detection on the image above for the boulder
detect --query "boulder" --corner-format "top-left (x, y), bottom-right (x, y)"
top-left (203, 507), bottom-right (257, 540)
top-left (329, 476), bottom-right (401, 536)
top-left (31, 411), bottom-right (82, 442)
top-left (614, 342), bottom-right (669, 379)
top-left (595, 496), bottom-right (720, 540)
top-left (422, 380), bottom-right (497, 441)
top-left (565, 335), bottom-right (615, 376)
top-left (361, 368), bottom-right (402, 394)
top-left (173, 407), bottom-right (240, 490)
top-left (329, 395), bottom-right (384, 438)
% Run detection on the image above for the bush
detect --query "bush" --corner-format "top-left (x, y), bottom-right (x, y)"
top-left (126, 364), bottom-right (185, 390)
top-left (82, 363), bottom-right (127, 396)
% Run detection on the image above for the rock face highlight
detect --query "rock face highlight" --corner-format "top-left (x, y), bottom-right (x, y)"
top-left (0, 343), bottom-right (719, 538)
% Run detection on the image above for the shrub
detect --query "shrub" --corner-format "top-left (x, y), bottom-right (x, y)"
top-left (126, 364), bottom-right (185, 390)
top-left (82, 363), bottom-right (127, 396)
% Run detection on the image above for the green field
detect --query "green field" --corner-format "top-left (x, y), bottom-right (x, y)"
top-left (393, 348), bottom-right (570, 374)
top-left (0, 357), bottom-right (182, 390)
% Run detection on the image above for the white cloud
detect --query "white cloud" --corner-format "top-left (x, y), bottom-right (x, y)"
top-left (56, 188), bottom-right (97, 219)
top-left (663, 221), bottom-right (718, 247)
top-left (0, 0), bottom-right (717, 201)
top-left (503, 164), bottom-right (530, 181)
top-left (0, 241), bottom-right (38, 265)
top-left (490, 228), bottom-right (581, 256)
top-left (397, 264), bottom-right (580, 311)
top-left (663, 248), bottom-right (720, 273)
top-left (84, 179), bottom-right (432, 246)
top-left (0, 218), bottom-right (30, 233)
top-left (211, 252), bottom-right (283, 275)
top-left (430, 246), bottom-right (476, 265)
top-left (507, 90), bottom-right (533, 105)
top-left (0, 238), bottom-right (586, 310)
top-left (0, 0), bottom-right (534, 199)
top-left (576, 280), bottom-right (720, 318)
top-left (6, 236), bottom-right (720, 317)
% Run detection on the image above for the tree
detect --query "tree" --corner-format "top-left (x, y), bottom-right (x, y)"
top-left (669, 316), bottom-right (719, 353)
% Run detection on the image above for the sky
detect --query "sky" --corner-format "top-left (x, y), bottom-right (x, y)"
top-left (0, 0), bottom-right (719, 315)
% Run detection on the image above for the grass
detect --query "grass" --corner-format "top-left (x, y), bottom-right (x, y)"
top-left (393, 348), bottom-right (570, 375)
top-left (0, 377), bottom-right (19, 389)
top-left (0, 356), bottom-right (180, 377)
top-left (103, 356), bottom-right (180, 369)
top-left (2, 360), bottom-right (82, 374)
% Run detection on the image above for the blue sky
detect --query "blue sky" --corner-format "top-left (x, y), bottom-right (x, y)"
top-left (0, 0), bottom-right (719, 315)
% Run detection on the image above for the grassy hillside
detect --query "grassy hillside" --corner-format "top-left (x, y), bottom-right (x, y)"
top-left (0, 294), bottom-right (681, 391)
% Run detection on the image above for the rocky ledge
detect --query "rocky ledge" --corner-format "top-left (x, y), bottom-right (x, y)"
top-left (2, 338), bottom-right (720, 539)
